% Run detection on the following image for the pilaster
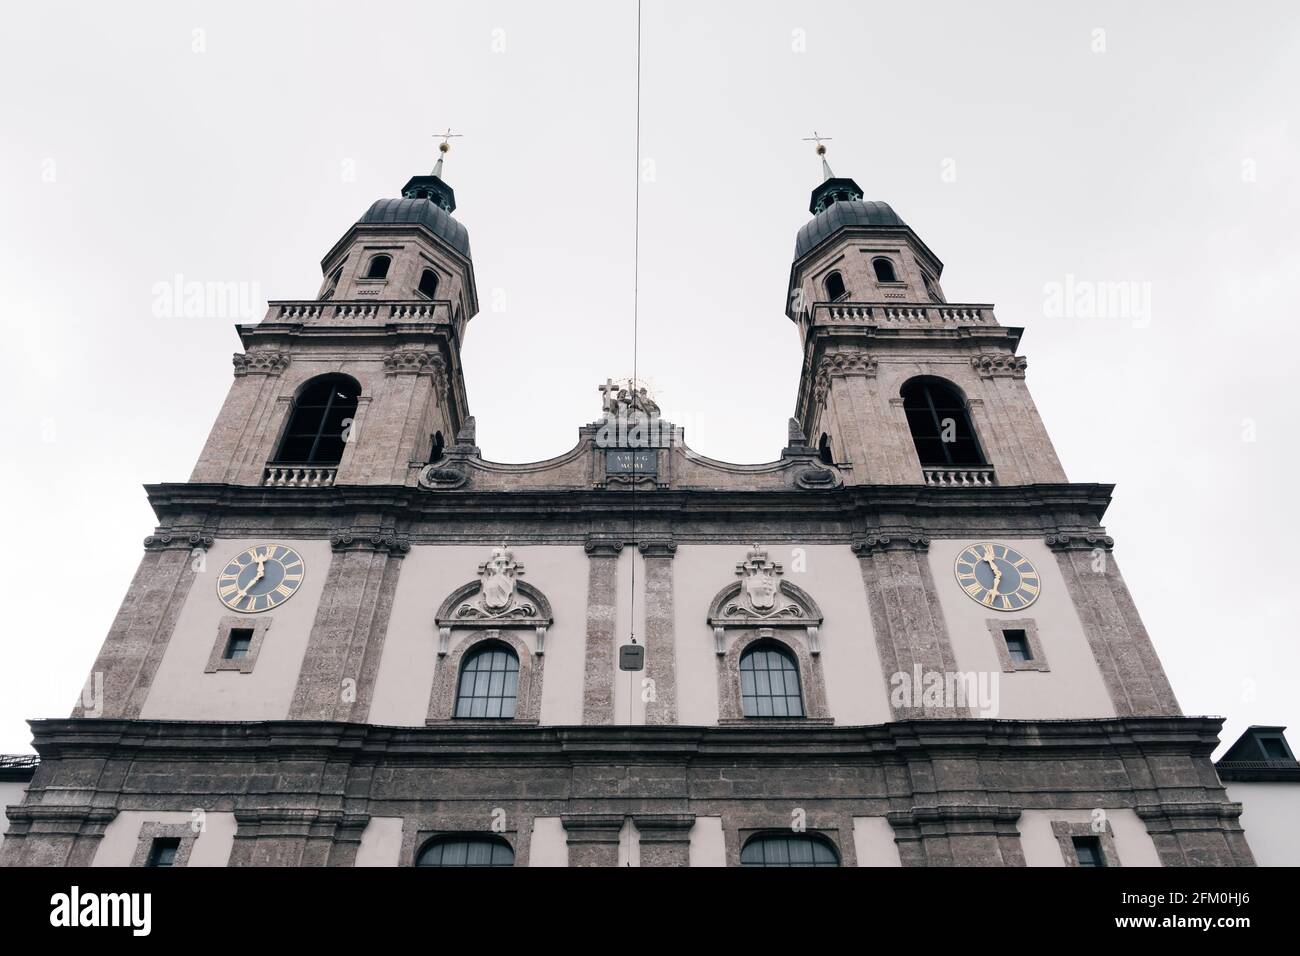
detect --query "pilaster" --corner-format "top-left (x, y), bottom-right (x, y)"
top-left (638, 539), bottom-right (678, 725)
top-left (288, 530), bottom-right (409, 721)
top-left (852, 534), bottom-right (966, 718)
top-left (581, 537), bottom-right (624, 724)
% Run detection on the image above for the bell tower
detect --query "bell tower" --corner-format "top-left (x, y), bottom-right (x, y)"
top-left (189, 135), bottom-right (477, 489)
top-left (788, 141), bottom-right (1066, 488)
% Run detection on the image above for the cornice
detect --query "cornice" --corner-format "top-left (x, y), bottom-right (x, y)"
top-left (141, 481), bottom-right (1118, 539)
top-left (23, 715), bottom-right (1230, 764)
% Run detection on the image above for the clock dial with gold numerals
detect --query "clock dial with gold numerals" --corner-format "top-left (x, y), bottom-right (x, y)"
top-left (217, 545), bottom-right (305, 613)
top-left (954, 543), bottom-right (1040, 611)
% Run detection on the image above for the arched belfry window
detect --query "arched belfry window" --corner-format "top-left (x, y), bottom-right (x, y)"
top-left (273, 375), bottom-right (360, 466)
top-left (824, 270), bottom-right (847, 301)
top-left (455, 642), bottom-right (520, 718)
top-left (872, 257), bottom-right (898, 283)
top-left (417, 268), bottom-right (439, 299)
top-left (739, 642), bottom-right (804, 717)
top-left (901, 378), bottom-right (985, 467)
top-left (741, 832), bottom-right (839, 867)
top-left (416, 835), bottom-right (514, 867)
top-left (429, 430), bottom-right (445, 463)
top-left (365, 254), bottom-right (391, 280)
top-left (817, 433), bottom-right (833, 465)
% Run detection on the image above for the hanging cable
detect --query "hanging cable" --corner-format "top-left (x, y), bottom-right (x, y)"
top-left (627, 0), bottom-right (642, 656)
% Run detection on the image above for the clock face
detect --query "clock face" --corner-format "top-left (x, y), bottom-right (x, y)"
top-left (216, 545), bottom-right (305, 613)
top-left (954, 543), bottom-right (1040, 611)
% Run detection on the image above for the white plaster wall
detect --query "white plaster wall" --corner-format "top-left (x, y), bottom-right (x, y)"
top-left (92, 810), bottom-right (237, 867)
top-left (688, 816), bottom-right (726, 866)
top-left (852, 816), bottom-right (902, 866)
top-left (355, 816), bottom-right (404, 866)
top-left (0, 780), bottom-right (29, 850)
top-left (140, 539), bottom-right (333, 721)
top-left (673, 544), bottom-right (890, 726)
top-left (929, 539), bottom-right (1116, 720)
top-left (528, 816), bottom-right (568, 866)
top-left (370, 545), bottom-right (590, 727)
top-left (1017, 808), bottom-right (1160, 866)
top-left (1227, 782), bottom-right (1300, 866)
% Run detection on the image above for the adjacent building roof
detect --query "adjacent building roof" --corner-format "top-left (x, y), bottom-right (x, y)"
top-left (0, 753), bottom-right (38, 782)
top-left (1215, 725), bottom-right (1300, 782)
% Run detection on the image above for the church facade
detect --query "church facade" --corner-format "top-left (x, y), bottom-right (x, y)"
top-left (0, 151), bottom-right (1253, 868)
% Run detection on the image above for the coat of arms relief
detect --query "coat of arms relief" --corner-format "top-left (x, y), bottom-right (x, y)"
top-left (455, 546), bottom-right (537, 620)
top-left (726, 545), bottom-right (807, 620)
top-left (436, 546), bottom-right (554, 658)
top-left (707, 545), bottom-right (824, 656)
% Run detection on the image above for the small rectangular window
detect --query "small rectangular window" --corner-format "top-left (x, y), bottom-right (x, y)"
top-left (146, 837), bottom-right (181, 867)
top-left (1072, 836), bottom-right (1105, 867)
top-left (1261, 737), bottom-right (1290, 760)
top-left (1003, 629), bottom-right (1032, 663)
top-left (224, 628), bottom-right (254, 660)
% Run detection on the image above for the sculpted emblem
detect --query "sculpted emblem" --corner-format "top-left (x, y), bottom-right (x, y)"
top-left (453, 546), bottom-right (538, 621)
top-left (480, 546), bottom-right (520, 611)
top-left (740, 548), bottom-right (780, 610)
top-left (725, 545), bottom-right (802, 620)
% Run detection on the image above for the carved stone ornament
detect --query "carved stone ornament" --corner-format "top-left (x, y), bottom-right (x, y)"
top-left (850, 533), bottom-right (931, 556)
top-left (232, 350), bottom-right (290, 377)
top-left (384, 348), bottom-right (448, 393)
top-left (417, 463), bottom-right (468, 490)
top-left (794, 465), bottom-right (841, 490)
top-left (813, 351), bottom-right (878, 406)
top-left (330, 530), bottom-right (411, 554)
top-left (971, 353), bottom-right (1028, 379)
top-left (434, 546), bottom-right (555, 655)
top-left (143, 530), bottom-right (215, 551)
top-left (1045, 532), bottom-right (1114, 552)
top-left (706, 545), bottom-right (825, 654)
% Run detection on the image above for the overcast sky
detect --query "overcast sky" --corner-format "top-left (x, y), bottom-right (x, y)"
top-left (2, 0), bottom-right (1297, 755)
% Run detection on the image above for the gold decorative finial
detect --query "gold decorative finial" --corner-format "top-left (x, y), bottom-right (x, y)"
top-left (802, 130), bottom-right (832, 156)
top-left (435, 127), bottom-right (462, 153)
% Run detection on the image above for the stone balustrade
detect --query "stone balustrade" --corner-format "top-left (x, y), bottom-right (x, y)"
top-left (816, 302), bottom-right (997, 328)
top-left (922, 466), bottom-right (996, 487)
top-left (265, 300), bottom-right (452, 324)
top-left (263, 465), bottom-right (337, 488)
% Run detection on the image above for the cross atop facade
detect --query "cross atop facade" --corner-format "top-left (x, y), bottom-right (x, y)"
top-left (598, 378), bottom-right (619, 412)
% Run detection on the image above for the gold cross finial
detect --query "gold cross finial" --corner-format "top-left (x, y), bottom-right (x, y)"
top-left (802, 130), bottom-right (832, 156)
top-left (435, 127), bottom-right (463, 154)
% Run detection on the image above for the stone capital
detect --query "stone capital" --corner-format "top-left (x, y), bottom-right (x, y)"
top-left (971, 353), bottom-right (1028, 379)
top-left (232, 350), bottom-right (290, 377)
top-left (637, 538), bottom-right (677, 558)
top-left (144, 530), bottom-right (215, 552)
top-left (1045, 532), bottom-right (1114, 552)
top-left (584, 537), bottom-right (625, 557)
top-left (851, 533), bottom-right (931, 556)
top-left (329, 529), bottom-right (411, 554)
